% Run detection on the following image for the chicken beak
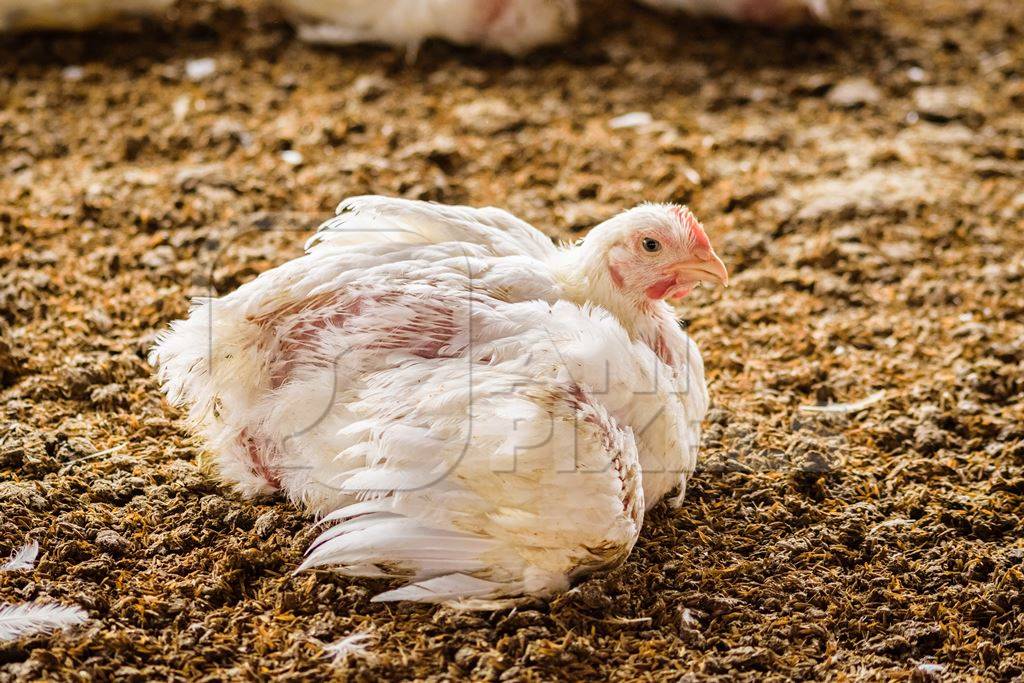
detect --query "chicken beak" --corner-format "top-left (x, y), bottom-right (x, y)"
top-left (674, 249), bottom-right (729, 288)
top-left (707, 249), bottom-right (730, 287)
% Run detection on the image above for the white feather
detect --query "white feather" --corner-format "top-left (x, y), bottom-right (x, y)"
top-left (372, 573), bottom-right (516, 604)
top-left (0, 603), bottom-right (88, 641)
top-left (309, 195), bottom-right (559, 261)
top-left (321, 631), bottom-right (376, 665)
top-left (1, 541), bottom-right (39, 572)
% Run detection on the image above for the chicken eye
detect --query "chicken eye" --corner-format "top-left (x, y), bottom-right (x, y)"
top-left (642, 237), bottom-right (662, 253)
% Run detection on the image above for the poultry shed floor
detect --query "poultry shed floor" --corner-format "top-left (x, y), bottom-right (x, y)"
top-left (1, 0), bottom-right (1023, 680)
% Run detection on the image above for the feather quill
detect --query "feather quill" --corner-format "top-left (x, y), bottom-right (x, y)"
top-left (800, 390), bottom-right (887, 414)
top-left (0, 602), bottom-right (88, 641)
top-left (1, 541), bottom-right (39, 572)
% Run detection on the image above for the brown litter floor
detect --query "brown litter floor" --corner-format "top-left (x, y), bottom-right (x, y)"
top-left (1, 0), bottom-right (1022, 680)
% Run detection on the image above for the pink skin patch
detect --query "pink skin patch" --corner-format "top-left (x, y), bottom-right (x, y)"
top-left (566, 383), bottom-right (640, 519)
top-left (240, 291), bottom-right (468, 491)
top-left (268, 302), bottom-right (361, 389)
top-left (238, 429), bottom-right (282, 490)
top-left (608, 262), bottom-right (625, 289)
top-left (480, 0), bottom-right (507, 23)
top-left (478, 0), bottom-right (511, 34)
top-left (255, 292), bottom-right (458, 390)
top-left (650, 330), bottom-right (675, 368)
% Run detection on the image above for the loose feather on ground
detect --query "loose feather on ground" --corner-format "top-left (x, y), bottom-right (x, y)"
top-left (1, 541), bottom-right (39, 572)
top-left (320, 631), bottom-right (377, 665)
top-left (0, 603), bottom-right (88, 641)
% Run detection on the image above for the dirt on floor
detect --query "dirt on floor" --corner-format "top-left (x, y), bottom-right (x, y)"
top-left (1, 0), bottom-right (1022, 680)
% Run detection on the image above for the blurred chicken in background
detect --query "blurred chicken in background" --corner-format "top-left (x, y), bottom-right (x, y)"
top-left (278, 0), bottom-right (831, 54)
top-left (637, 0), bottom-right (835, 27)
top-left (277, 0), bottom-right (580, 56)
top-left (279, 0), bottom-right (836, 54)
top-left (0, 0), bottom-right (837, 51)
top-left (0, 0), bottom-right (172, 31)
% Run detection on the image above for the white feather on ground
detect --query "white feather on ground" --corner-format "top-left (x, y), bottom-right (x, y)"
top-left (1, 541), bottom-right (39, 572)
top-left (0, 603), bottom-right (88, 641)
top-left (800, 390), bottom-right (887, 414)
top-left (321, 631), bottom-right (377, 665)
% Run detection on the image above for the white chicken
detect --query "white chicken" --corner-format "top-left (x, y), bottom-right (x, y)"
top-left (275, 0), bottom-right (579, 56)
top-left (0, 0), bottom-right (832, 43)
top-left (152, 196), bottom-right (728, 607)
top-left (0, 0), bottom-right (171, 32)
top-left (275, 0), bottom-right (833, 55)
